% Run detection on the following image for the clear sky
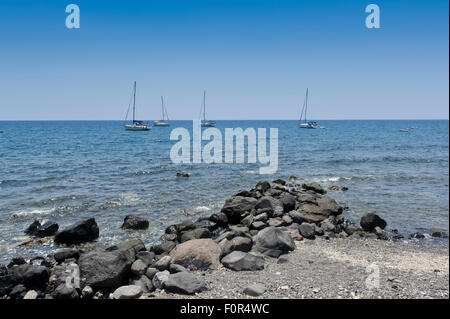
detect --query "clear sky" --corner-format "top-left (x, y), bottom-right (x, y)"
top-left (0, 0), bottom-right (448, 120)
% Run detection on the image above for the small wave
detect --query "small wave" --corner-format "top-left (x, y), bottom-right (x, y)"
top-left (11, 208), bottom-right (55, 218)
top-left (194, 206), bottom-right (211, 212)
top-left (244, 170), bottom-right (258, 174)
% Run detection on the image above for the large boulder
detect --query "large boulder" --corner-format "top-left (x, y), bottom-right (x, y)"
top-left (360, 213), bottom-right (387, 231)
top-left (164, 272), bottom-right (208, 295)
top-left (24, 219), bottom-right (59, 237)
top-left (221, 196), bottom-right (257, 224)
top-left (317, 196), bottom-right (343, 216)
top-left (53, 249), bottom-right (80, 263)
top-left (254, 227), bottom-right (295, 258)
top-left (294, 203), bottom-right (333, 224)
top-left (22, 265), bottom-right (50, 288)
top-left (121, 215), bottom-right (149, 230)
top-left (78, 245), bottom-right (136, 289)
top-left (54, 218), bottom-right (99, 245)
top-left (299, 223), bottom-right (315, 239)
top-left (221, 251), bottom-right (264, 271)
top-left (169, 239), bottom-right (221, 271)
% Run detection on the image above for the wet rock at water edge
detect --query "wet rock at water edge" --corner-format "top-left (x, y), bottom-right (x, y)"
top-left (302, 182), bottom-right (326, 195)
top-left (24, 219), bottom-right (59, 238)
top-left (176, 173), bottom-right (190, 178)
top-left (243, 283), bottom-right (267, 297)
top-left (54, 218), bottom-right (99, 245)
top-left (53, 248), bottom-right (80, 263)
top-left (221, 251), bottom-right (264, 271)
top-left (164, 272), bottom-right (208, 295)
top-left (121, 215), bottom-right (149, 230)
top-left (22, 265), bottom-right (50, 289)
top-left (360, 213), bottom-right (387, 232)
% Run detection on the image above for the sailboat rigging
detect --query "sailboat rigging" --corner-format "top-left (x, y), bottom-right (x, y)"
top-left (124, 81), bottom-right (151, 131)
top-left (299, 88), bottom-right (318, 129)
top-left (154, 96), bottom-right (170, 126)
top-left (200, 90), bottom-right (216, 127)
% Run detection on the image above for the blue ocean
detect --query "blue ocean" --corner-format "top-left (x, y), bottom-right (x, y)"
top-left (0, 120), bottom-right (448, 263)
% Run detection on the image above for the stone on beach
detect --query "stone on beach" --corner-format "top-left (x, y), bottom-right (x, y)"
top-left (164, 272), bottom-right (208, 295)
top-left (302, 182), bottom-right (326, 194)
top-left (221, 251), bottom-right (264, 271)
top-left (221, 196), bottom-right (258, 224)
top-left (54, 218), bottom-right (99, 245)
top-left (360, 213), bottom-right (387, 231)
top-left (254, 227), bottom-right (295, 258)
top-left (243, 283), bottom-right (266, 296)
top-left (112, 285), bottom-right (143, 299)
top-left (121, 215), bottom-right (149, 230)
top-left (53, 248), bottom-right (80, 263)
top-left (180, 227), bottom-right (211, 242)
top-left (131, 259), bottom-right (148, 275)
top-left (170, 239), bottom-right (221, 271)
top-left (152, 270), bottom-right (170, 289)
top-left (299, 223), bottom-right (316, 239)
top-left (52, 283), bottom-right (79, 299)
top-left (154, 255), bottom-right (172, 271)
top-left (220, 236), bottom-right (253, 258)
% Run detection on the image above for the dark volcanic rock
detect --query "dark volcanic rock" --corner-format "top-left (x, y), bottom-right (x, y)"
top-left (121, 215), bottom-right (149, 230)
top-left (220, 236), bottom-right (253, 258)
top-left (221, 251), bottom-right (264, 271)
top-left (221, 196), bottom-right (257, 224)
top-left (52, 283), bottom-right (79, 299)
top-left (255, 180), bottom-right (271, 193)
top-left (24, 219), bottom-right (59, 237)
top-left (164, 272), bottom-right (208, 295)
top-left (360, 213), bottom-right (387, 231)
top-left (10, 284), bottom-right (27, 299)
top-left (54, 218), bottom-right (99, 245)
top-left (299, 223), bottom-right (316, 239)
top-left (254, 227), bottom-right (295, 258)
top-left (272, 179), bottom-right (286, 186)
top-left (180, 228), bottom-right (211, 243)
top-left (54, 249), bottom-right (80, 263)
top-left (255, 196), bottom-right (283, 217)
top-left (150, 241), bottom-right (176, 255)
top-left (279, 193), bottom-right (296, 213)
top-left (22, 265), bottom-right (50, 288)
top-left (209, 212), bottom-right (228, 225)
top-left (302, 182), bottom-right (326, 194)
top-left (78, 244), bottom-right (136, 289)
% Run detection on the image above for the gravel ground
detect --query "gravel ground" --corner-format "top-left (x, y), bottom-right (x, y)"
top-left (151, 238), bottom-right (449, 299)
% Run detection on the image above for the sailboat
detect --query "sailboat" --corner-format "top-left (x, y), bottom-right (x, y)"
top-left (200, 90), bottom-right (216, 127)
top-left (299, 88), bottom-right (318, 129)
top-left (154, 96), bottom-right (170, 126)
top-left (124, 81), bottom-right (151, 131)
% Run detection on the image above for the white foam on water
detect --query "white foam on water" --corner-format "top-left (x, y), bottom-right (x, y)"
top-left (194, 206), bottom-right (211, 212)
top-left (11, 208), bottom-right (55, 218)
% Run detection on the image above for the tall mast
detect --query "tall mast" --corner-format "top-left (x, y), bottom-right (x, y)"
top-left (203, 90), bottom-right (206, 121)
top-left (133, 81), bottom-right (136, 122)
top-left (304, 88), bottom-right (308, 123)
top-left (161, 96), bottom-right (164, 120)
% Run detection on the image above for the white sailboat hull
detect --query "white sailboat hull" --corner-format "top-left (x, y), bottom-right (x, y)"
top-left (125, 124), bottom-right (151, 131)
top-left (153, 121), bottom-right (170, 127)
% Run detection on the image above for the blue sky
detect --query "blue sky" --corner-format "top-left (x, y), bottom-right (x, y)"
top-left (0, 0), bottom-right (448, 120)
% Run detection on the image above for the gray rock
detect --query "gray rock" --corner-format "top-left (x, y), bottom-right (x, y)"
top-left (254, 226), bottom-right (296, 258)
top-left (136, 251), bottom-right (155, 266)
top-left (52, 283), bottom-right (79, 299)
top-left (152, 271), bottom-right (170, 289)
top-left (254, 212), bottom-right (268, 223)
top-left (317, 196), bottom-right (343, 216)
top-left (255, 196), bottom-right (284, 217)
top-left (130, 275), bottom-right (154, 293)
top-left (169, 264), bottom-right (189, 274)
top-left (360, 213), bottom-right (387, 231)
top-left (150, 241), bottom-right (177, 255)
top-left (121, 215), bottom-right (149, 230)
top-left (22, 265), bottom-right (50, 288)
top-left (302, 182), bottom-right (326, 194)
top-left (145, 267), bottom-right (158, 280)
top-left (180, 228), bottom-right (211, 243)
top-left (209, 212), bottom-right (228, 225)
top-left (279, 193), bottom-right (296, 212)
top-left (251, 221), bottom-right (266, 230)
top-left (320, 218), bottom-right (336, 232)
top-left (164, 272), bottom-right (208, 295)
top-left (54, 218), bottom-right (99, 245)
top-left (243, 283), bottom-right (266, 296)
top-left (10, 284), bottom-right (27, 299)
top-left (131, 259), bottom-right (148, 275)
top-left (221, 251), bottom-right (264, 271)
top-left (24, 219), bottom-right (59, 238)
top-left (169, 239), bottom-right (221, 271)
top-left (241, 214), bottom-right (254, 227)
top-left (299, 223), bottom-right (316, 239)
top-left (221, 196), bottom-right (258, 224)
top-left (78, 245), bottom-right (136, 289)
top-left (220, 236), bottom-right (253, 258)
top-left (154, 255), bottom-right (172, 271)
top-left (112, 285), bottom-right (143, 299)
top-left (54, 249), bottom-right (80, 263)
top-left (282, 215), bottom-right (293, 226)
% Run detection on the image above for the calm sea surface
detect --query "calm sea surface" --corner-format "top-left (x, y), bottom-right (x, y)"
top-left (0, 120), bottom-right (448, 262)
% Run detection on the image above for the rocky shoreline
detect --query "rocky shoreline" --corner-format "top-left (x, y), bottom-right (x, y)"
top-left (1, 178), bottom-right (448, 299)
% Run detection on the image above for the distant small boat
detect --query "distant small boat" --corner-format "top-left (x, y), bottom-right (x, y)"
top-left (399, 129), bottom-right (409, 132)
top-left (200, 90), bottom-right (216, 127)
top-left (124, 81), bottom-right (151, 131)
top-left (154, 96), bottom-right (170, 127)
top-left (299, 88), bottom-right (318, 129)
